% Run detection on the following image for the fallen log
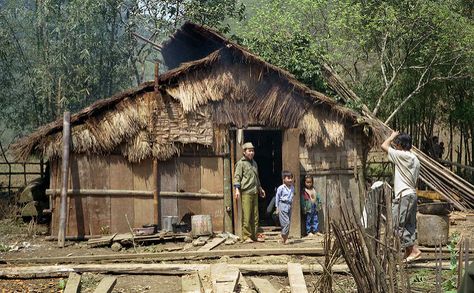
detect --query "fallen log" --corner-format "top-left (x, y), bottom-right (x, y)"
top-left (4, 247), bottom-right (324, 265)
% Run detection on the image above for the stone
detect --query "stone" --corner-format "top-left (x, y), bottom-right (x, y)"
top-left (111, 242), bottom-right (123, 252)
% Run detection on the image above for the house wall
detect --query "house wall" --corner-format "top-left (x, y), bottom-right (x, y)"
top-left (299, 129), bottom-right (367, 226)
top-left (50, 154), bottom-right (225, 237)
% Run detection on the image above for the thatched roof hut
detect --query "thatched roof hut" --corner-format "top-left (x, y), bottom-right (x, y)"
top-left (11, 22), bottom-right (379, 238)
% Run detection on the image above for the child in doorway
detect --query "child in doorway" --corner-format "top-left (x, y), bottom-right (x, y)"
top-left (275, 170), bottom-right (294, 244)
top-left (302, 175), bottom-right (321, 237)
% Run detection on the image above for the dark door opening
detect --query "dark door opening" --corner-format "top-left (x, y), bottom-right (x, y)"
top-left (244, 130), bottom-right (282, 227)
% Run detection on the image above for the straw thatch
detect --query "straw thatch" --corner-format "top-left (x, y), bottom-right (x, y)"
top-left (11, 22), bottom-right (380, 163)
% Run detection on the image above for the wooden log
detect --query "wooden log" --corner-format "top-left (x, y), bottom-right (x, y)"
top-left (197, 237), bottom-right (225, 251)
top-left (287, 263), bottom-right (308, 293)
top-left (93, 276), bottom-right (117, 293)
top-left (210, 263), bottom-right (240, 293)
top-left (64, 272), bottom-right (81, 293)
top-left (0, 263), bottom-right (353, 279)
top-left (182, 272), bottom-right (203, 293)
top-left (58, 111), bottom-right (71, 248)
top-left (250, 277), bottom-right (278, 293)
top-left (4, 247), bottom-right (325, 264)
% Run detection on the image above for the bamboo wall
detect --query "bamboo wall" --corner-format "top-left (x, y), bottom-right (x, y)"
top-left (50, 154), bottom-right (225, 237)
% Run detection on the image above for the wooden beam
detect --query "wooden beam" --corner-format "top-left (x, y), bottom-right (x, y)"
top-left (250, 277), bottom-right (278, 293)
top-left (287, 263), bottom-right (308, 293)
top-left (64, 272), bottom-right (81, 293)
top-left (210, 263), bottom-right (240, 293)
top-left (197, 237), bottom-right (225, 251)
top-left (153, 158), bottom-right (160, 225)
top-left (181, 272), bottom-right (203, 293)
top-left (46, 189), bottom-right (223, 199)
top-left (93, 276), bottom-right (117, 293)
top-left (0, 263), bottom-right (353, 279)
top-left (4, 247), bottom-right (325, 264)
top-left (223, 153), bottom-right (233, 232)
top-left (58, 111), bottom-right (71, 248)
top-left (283, 129), bottom-right (301, 238)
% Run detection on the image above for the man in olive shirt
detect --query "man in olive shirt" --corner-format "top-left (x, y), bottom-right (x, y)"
top-left (234, 142), bottom-right (266, 243)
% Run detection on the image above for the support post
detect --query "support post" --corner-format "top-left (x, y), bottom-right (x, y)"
top-left (153, 62), bottom-right (160, 227)
top-left (153, 158), bottom-right (160, 225)
top-left (223, 148), bottom-right (233, 232)
top-left (58, 111), bottom-right (71, 247)
top-left (283, 129), bottom-right (301, 238)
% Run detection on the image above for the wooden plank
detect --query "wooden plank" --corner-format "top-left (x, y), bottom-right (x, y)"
top-left (64, 272), bottom-right (81, 293)
top-left (178, 157), bottom-right (201, 193)
top-left (198, 237), bottom-right (225, 251)
top-left (287, 263), bottom-right (308, 293)
top-left (201, 157), bottom-right (223, 194)
top-left (88, 156), bottom-right (110, 235)
top-left (133, 158), bottom-right (154, 228)
top-left (197, 267), bottom-right (213, 293)
top-left (68, 155), bottom-right (90, 237)
top-left (160, 158), bottom-right (178, 224)
top-left (201, 198), bottom-right (224, 232)
top-left (109, 156), bottom-right (134, 233)
top-left (5, 247), bottom-right (325, 264)
top-left (0, 263), bottom-right (355, 278)
top-left (313, 175), bottom-right (327, 232)
top-left (283, 129), bottom-right (301, 238)
top-left (250, 277), bottom-right (278, 293)
top-left (181, 272), bottom-right (203, 293)
top-left (326, 175), bottom-right (340, 224)
top-left (93, 276), bottom-right (117, 293)
top-left (210, 263), bottom-right (240, 293)
top-left (160, 158), bottom-right (178, 192)
top-left (237, 272), bottom-right (252, 293)
top-left (223, 155), bottom-right (233, 232)
top-left (50, 160), bottom-right (60, 235)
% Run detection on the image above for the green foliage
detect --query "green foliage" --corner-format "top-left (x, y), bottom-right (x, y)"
top-left (0, 0), bottom-right (245, 139)
top-left (443, 232), bottom-right (460, 292)
top-left (0, 243), bottom-right (9, 252)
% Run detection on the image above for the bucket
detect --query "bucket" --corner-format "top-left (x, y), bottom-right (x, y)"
top-left (191, 215), bottom-right (213, 237)
top-left (162, 216), bottom-right (178, 232)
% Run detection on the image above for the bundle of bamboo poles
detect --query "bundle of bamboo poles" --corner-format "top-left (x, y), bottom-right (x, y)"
top-left (331, 186), bottom-right (406, 293)
top-left (322, 63), bottom-right (474, 210)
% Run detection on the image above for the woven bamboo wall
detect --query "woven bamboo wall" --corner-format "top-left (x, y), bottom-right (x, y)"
top-left (50, 154), bottom-right (225, 237)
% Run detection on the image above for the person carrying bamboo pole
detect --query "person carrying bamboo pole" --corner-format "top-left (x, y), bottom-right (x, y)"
top-left (381, 131), bottom-right (422, 262)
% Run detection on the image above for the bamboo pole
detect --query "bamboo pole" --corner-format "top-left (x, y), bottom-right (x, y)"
top-left (58, 111), bottom-right (71, 248)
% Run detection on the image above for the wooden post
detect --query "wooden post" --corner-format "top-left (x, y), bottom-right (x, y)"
top-left (223, 148), bottom-right (233, 232)
top-left (153, 62), bottom-right (160, 226)
top-left (153, 158), bottom-right (160, 225)
top-left (58, 111), bottom-right (71, 248)
top-left (283, 129), bottom-right (301, 238)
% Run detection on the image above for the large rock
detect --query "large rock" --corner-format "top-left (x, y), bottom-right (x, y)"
top-left (417, 213), bottom-right (449, 246)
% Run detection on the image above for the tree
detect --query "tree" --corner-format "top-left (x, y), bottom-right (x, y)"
top-left (0, 0), bottom-right (245, 141)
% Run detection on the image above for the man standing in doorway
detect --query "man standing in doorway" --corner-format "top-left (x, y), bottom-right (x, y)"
top-left (381, 131), bottom-right (422, 262)
top-left (234, 142), bottom-right (266, 243)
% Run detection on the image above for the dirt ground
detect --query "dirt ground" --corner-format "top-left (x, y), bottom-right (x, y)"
top-left (0, 211), bottom-right (473, 292)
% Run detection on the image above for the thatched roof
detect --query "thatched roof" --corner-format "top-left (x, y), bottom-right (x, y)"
top-left (11, 22), bottom-right (381, 162)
